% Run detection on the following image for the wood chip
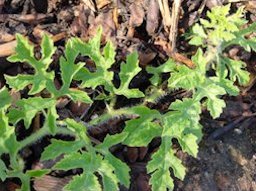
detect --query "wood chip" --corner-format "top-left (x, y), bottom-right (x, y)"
top-left (169, 0), bottom-right (181, 52)
top-left (158, 0), bottom-right (171, 28)
top-left (96, 0), bottom-right (111, 9)
top-left (80, 0), bottom-right (96, 12)
top-left (33, 175), bottom-right (72, 191)
top-left (146, 0), bottom-right (160, 35)
top-left (129, 2), bottom-right (145, 27)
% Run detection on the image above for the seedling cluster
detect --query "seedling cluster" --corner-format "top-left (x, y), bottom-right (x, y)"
top-left (0, 4), bottom-right (255, 191)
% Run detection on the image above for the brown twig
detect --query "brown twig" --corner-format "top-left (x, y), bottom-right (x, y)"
top-left (155, 37), bottom-right (195, 68)
top-left (209, 112), bottom-right (256, 140)
top-left (0, 31), bottom-right (67, 57)
top-left (158, 0), bottom-right (172, 29)
top-left (0, 13), bottom-right (53, 24)
top-left (156, 0), bottom-right (195, 68)
top-left (169, 0), bottom-right (181, 52)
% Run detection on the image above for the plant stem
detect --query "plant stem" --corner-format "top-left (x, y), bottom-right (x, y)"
top-left (19, 127), bottom-right (48, 149)
top-left (19, 126), bottom-right (76, 150)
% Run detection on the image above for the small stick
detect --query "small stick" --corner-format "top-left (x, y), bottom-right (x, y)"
top-left (158, 0), bottom-right (172, 29)
top-left (156, 0), bottom-right (195, 68)
top-left (0, 13), bottom-right (53, 24)
top-left (169, 0), bottom-right (181, 52)
top-left (209, 112), bottom-right (256, 140)
top-left (0, 32), bottom-right (66, 57)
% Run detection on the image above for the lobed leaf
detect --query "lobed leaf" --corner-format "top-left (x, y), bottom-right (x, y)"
top-left (146, 59), bottom-right (176, 86)
top-left (43, 105), bottom-right (58, 134)
top-left (96, 133), bottom-right (130, 187)
top-left (64, 173), bottom-right (101, 191)
top-left (0, 87), bottom-right (11, 109)
top-left (147, 137), bottom-right (186, 191)
top-left (26, 169), bottom-right (50, 178)
top-left (210, 77), bottom-right (239, 96)
top-left (41, 139), bottom-right (84, 161)
top-left (0, 160), bottom-right (7, 181)
top-left (220, 57), bottom-right (250, 86)
top-left (7, 97), bottom-right (56, 129)
top-left (196, 80), bottom-right (226, 118)
top-left (98, 160), bottom-right (119, 191)
top-left (122, 106), bottom-right (162, 146)
top-left (0, 110), bottom-right (19, 156)
top-left (6, 34), bottom-right (56, 95)
top-left (114, 52), bottom-right (144, 98)
top-left (104, 153), bottom-right (130, 188)
top-left (74, 28), bottom-right (115, 93)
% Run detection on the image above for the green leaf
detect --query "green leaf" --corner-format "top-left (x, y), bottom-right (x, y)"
top-left (210, 77), bottom-right (239, 96)
top-left (0, 160), bottom-right (7, 181)
top-left (6, 34), bottom-right (56, 95)
top-left (149, 167), bottom-right (174, 191)
top-left (0, 87), bottom-right (11, 109)
top-left (147, 137), bottom-right (186, 191)
top-left (104, 153), bottom-right (130, 188)
top-left (7, 97), bottom-right (56, 129)
top-left (168, 64), bottom-right (204, 90)
top-left (59, 57), bottom-right (83, 91)
top-left (162, 97), bottom-right (202, 158)
top-left (196, 80), bottom-right (226, 118)
top-left (65, 119), bottom-right (91, 145)
top-left (41, 34), bottom-right (56, 65)
top-left (122, 106), bottom-right (162, 146)
top-left (96, 134), bottom-right (130, 187)
top-left (114, 52), bottom-right (144, 98)
top-left (207, 96), bottom-right (226, 119)
top-left (55, 152), bottom-right (120, 191)
top-left (43, 105), bottom-right (58, 134)
top-left (96, 133), bottom-right (128, 151)
top-left (192, 48), bottom-right (207, 73)
top-left (64, 173), bottom-right (101, 191)
top-left (66, 88), bottom-right (92, 104)
top-left (5, 73), bottom-right (54, 95)
top-left (103, 41), bottom-right (116, 68)
top-left (74, 28), bottom-right (115, 93)
top-left (168, 65), bottom-right (199, 89)
top-left (5, 75), bottom-right (34, 91)
top-left (7, 34), bottom-right (36, 64)
top-left (168, 49), bottom-right (207, 90)
top-left (178, 133), bottom-right (199, 157)
top-left (163, 115), bottom-right (201, 157)
top-left (0, 110), bottom-right (19, 156)
top-left (189, 36), bottom-right (204, 46)
top-left (146, 59), bottom-right (176, 86)
top-left (57, 39), bottom-right (86, 92)
top-left (76, 67), bottom-right (113, 90)
top-left (169, 98), bottom-right (201, 124)
top-left (26, 169), bottom-right (50, 177)
top-left (220, 57), bottom-right (250, 86)
top-left (189, 23), bottom-right (207, 46)
top-left (98, 160), bottom-right (119, 191)
top-left (222, 22), bottom-right (256, 51)
top-left (41, 139), bottom-right (84, 161)
top-left (190, 4), bottom-right (246, 46)
top-left (54, 152), bottom-right (95, 171)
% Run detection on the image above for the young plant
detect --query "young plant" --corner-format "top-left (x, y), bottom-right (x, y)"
top-left (0, 4), bottom-right (255, 191)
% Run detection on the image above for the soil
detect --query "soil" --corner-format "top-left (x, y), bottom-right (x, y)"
top-left (0, 0), bottom-right (256, 191)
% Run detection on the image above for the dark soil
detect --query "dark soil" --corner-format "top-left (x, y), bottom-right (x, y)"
top-left (0, 0), bottom-right (256, 191)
